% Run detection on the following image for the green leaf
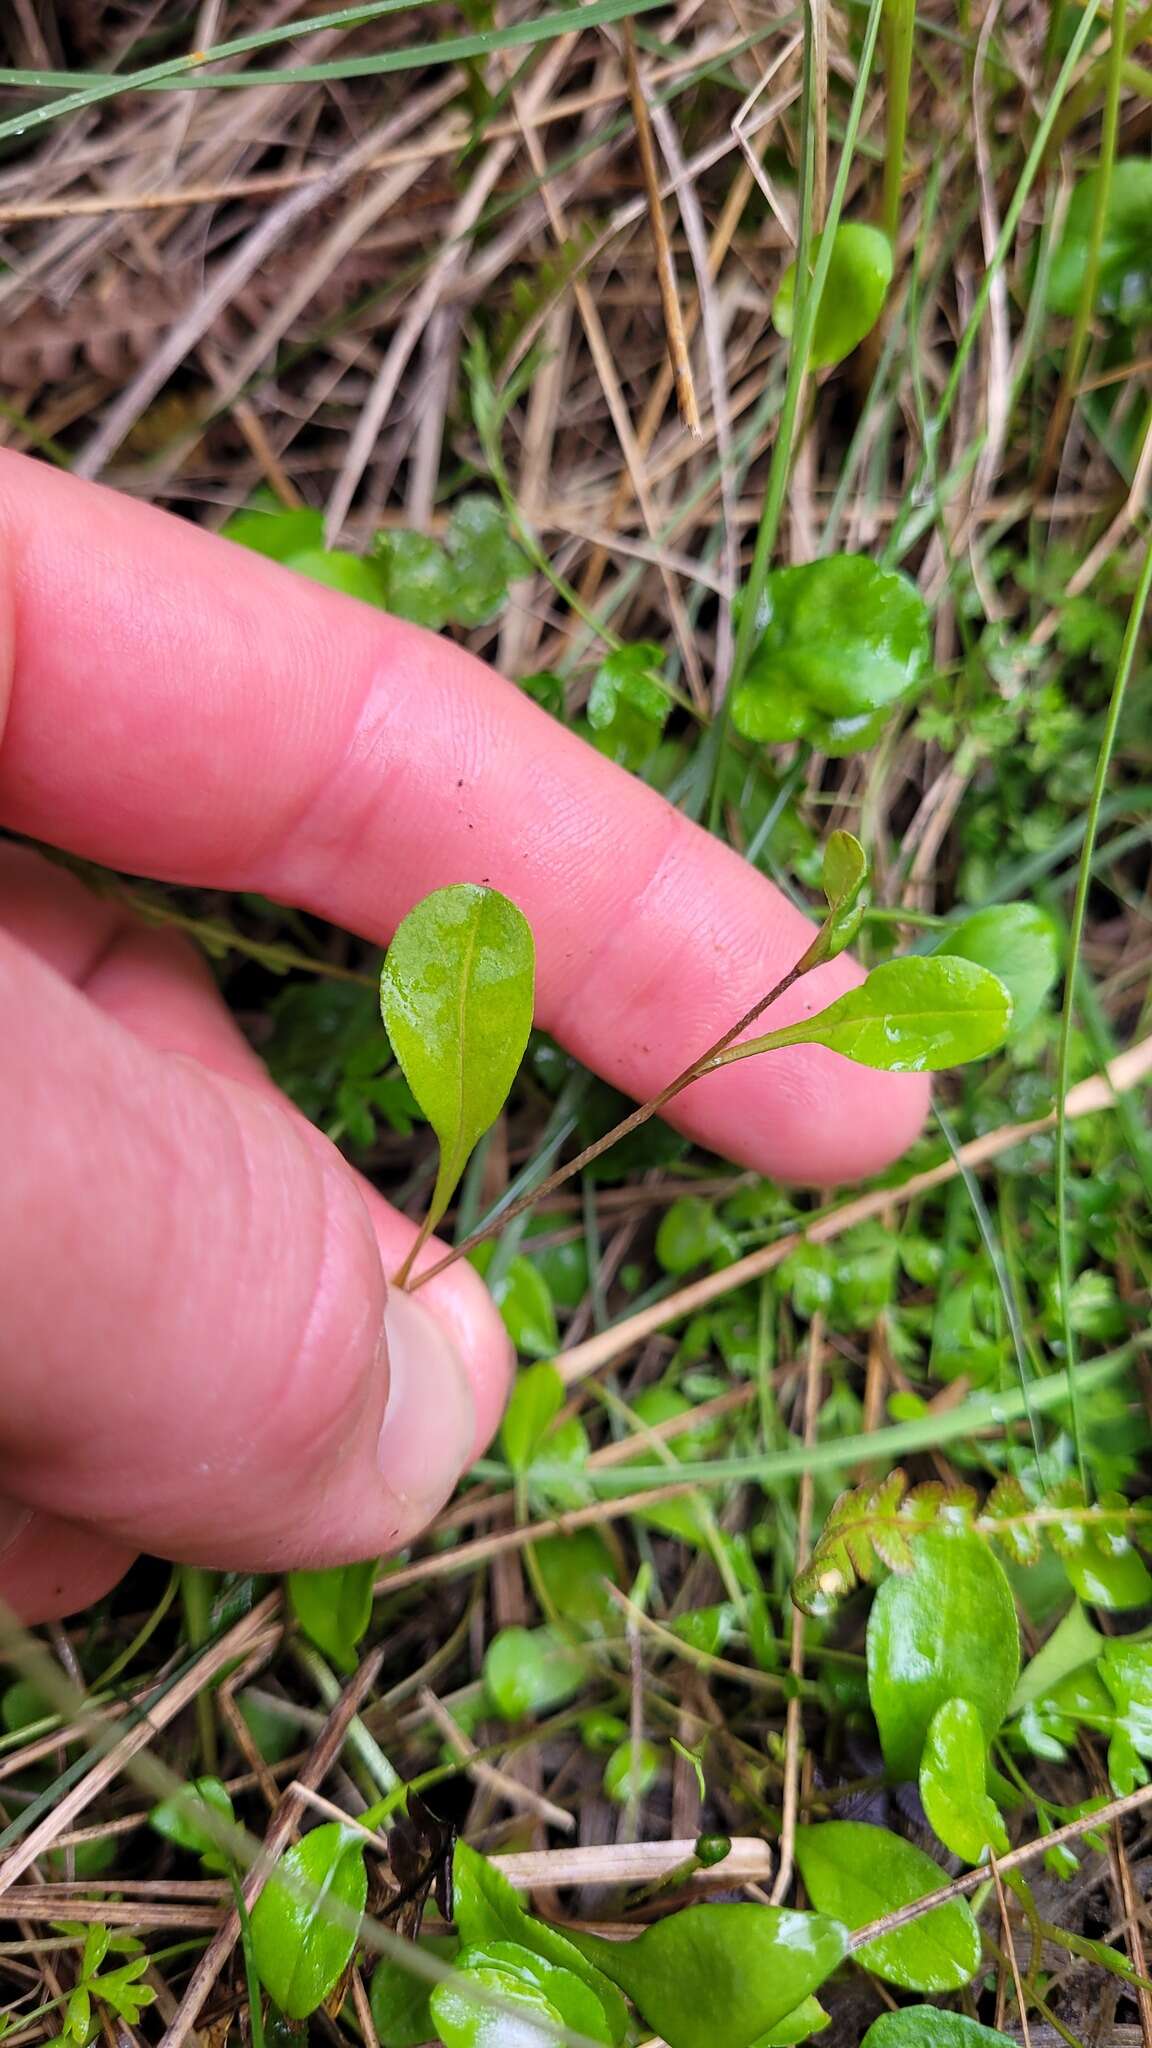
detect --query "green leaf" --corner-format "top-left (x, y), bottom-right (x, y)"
top-left (455, 1944), bottom-right (614, 2043)
top-left (1100, 1641), bottom-right (1152, 1768)
top-left (602, 1738), bottom-right (661, 1804)
top-left (936, 903), bottom-right (1059, 1035)
top-left (149, 1776), bottom-right (236, 1873)
top-left (867, 1528), bottom-right (1019, 1779)
top-left (500, 1361), bottom-right (565, 1471)
top-left (473, 1250), bottom-right (560, 1360)
top-left (372, 529), bottom-right (458, 628)
top-left (370, 1939), bottom-right (456, 2048)
top-left (451, 1842), bottom-right (628, 2042)
top-left (221, 501), bottom-right (325, 560)
top-left (570, 1906), bottom-right (848, 2048)
top-left (773, 223), bottom-right (893, 368)
top-left (431, 1965), bottom-right (566, 2046)
top-left (484, 1625), bottom-right (584, 1720)
top-left (861, 2009), bottom-right (1017, 2048)
top-left (379, 885), bottom-right (535, 1243)
top-left (250, 1822), bottom-right (367, 2019)
top-left (1011, 1602), bottom-right (1107, 1713)
top-left (1048, 159), bottom-right (1152, 323)
top-left (723, 956), bottom-right (1013, 1075)
top-left (794, 1822), bottom-right (982, 1992)
top-left (445, 495), bottom-right (528, 625)
top-left (803, 831), bottom-right (869, 966)
top-left (731, 556), bottom-right (930, 749)
top-left (587, 642), bottom-right (669, 732)
top-left (655, 1196), bottom-right (732, 1275)
top-left (751, 1995), bottom-right (831, 2045)
top-left (283, 548), bottom-right (389, 606)
top-left (533, 1529), bottom-right (619, 1631)
top-left (286, 1557), bottom-right (378, 1673)
top-left (919, 1696), bottom-right (1008, 1863)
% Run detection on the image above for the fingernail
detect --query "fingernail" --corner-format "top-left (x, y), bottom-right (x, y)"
top-left (0, 1496), bottom-right (32, 1559)
top-left (377, 1289), bottom-right (475, 1524)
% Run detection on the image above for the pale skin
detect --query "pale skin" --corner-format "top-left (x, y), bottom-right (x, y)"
top-left (0, 451), bottom-right (929, 1624)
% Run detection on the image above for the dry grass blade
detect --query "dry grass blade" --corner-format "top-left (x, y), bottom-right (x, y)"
top-left (622, 24), bottom-right (700, 437)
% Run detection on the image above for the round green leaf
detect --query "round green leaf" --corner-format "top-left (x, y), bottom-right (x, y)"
top-left (533, 1529), bottom-right (619, 1631)
top-left (450, 1842), bottom-right (628, 2042)
top-left (500, 1361), bottom-right (565, 1471)
top-left (773, 223), bottom-right (893, 368)
top-left (571, 1905), bottom-right (848, 2048)
top-left (283, 548), bottom-right (388, 606)
top-left (379, 885), bottom-right (535, 1238)
top-left (936, 903), bottom-right (1059, 1035)
top-left (603, 1737), bottom-right (661, 1804)
top-left (149, 1776), bottom-right (235, 1872)
top-left (794, 1821), bottom-right (982, 1991)
top-left (431, 1964), bottom-right (565, 2047)
top-left (483, 1626), bottom-right (584, 1721)
top-left (250, 1823), bottom-right (366, 2019)
top-left (919, 1696), bottom-right (1008, 1863)
top-left (733, 556), bottom-right (930, 733)
top-left (862, 2008), bottom-right (1018, 2048)
top-left (474, 1251), bottom-right (560, 1360)
top-left (456, 1944), bottom-right (614, 2043)
top-left (867, 1529), bottom-right (1019, 1780)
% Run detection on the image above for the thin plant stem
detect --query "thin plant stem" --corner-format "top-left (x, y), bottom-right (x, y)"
top-left (881, 0), bottom-right (916, 245)
top-left (409, 955), bottom-right (812, 1288)
top-left (1054, 533), bottom-right (1152, 1491)
top-left (178, 1565), bottom-right (218, 1776)
top-left (1040, 0), bottom-right (1128, 486)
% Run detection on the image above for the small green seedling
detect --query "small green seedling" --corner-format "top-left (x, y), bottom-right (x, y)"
top-left (43, 1926), bottom-right (156, 2048)
top-left (773, 222), bottom-right (894, 368)
top-left (730, 555), bottom-right (931, 755)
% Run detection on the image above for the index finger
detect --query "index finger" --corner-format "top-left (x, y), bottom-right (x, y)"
top-left (0, 452), bottom-right (926, 1182)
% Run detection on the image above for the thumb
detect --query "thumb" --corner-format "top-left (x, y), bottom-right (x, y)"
top-left (0, 928), bottom-right (508, 1601)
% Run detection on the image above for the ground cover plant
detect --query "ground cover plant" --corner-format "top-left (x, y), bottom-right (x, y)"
top-left (0, 1), bottom-right (1151, 2045)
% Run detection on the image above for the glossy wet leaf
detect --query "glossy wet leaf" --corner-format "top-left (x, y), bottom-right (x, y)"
top-left (794, 1822), bottom-right (982, 1991)
top-left (919, 1696), bottom-right (1008, 1863)
top-left (370, 1939), bottom-right (456, 2048)
top-left (484, 1625), bottom-right (584, 1720)
top-left (149, 1776), bottom-right (235, 1873)
top-left (937, 903), bottom-right (1059, 1035)
top-left (287, 1557), bottom-right (378, 1673)
top-left (571, 1904), bottom-right (848, 2048)
top-left (250, 1823), bottom-right (367, 2018)
top-left (773, 223), bottom-right (894, 368)
top-left (380, 886), bottom-right (535, 1241)
top-left (867, 1528), bottom-right (1019, 1779)
top-left (501, 1361), bottom-right (565, 1471)
top-left (455, 1943), bottom-right (614, 2043)
top-left (861, 2010), bottom-right (1017, 2048)
top-left (451, 1842), bottom-right (627, 2042)
top-left (724, 956), bottom-right (1013, 1075)
top-left (431, 1965), bottom-right (565, 2047)
top-left (1011, 1601), bottom-right (1106, 1713)
top-left (731, 556), bottom-right (930, 751)
top-left (1048, 159), bottom-right (1152, 323)
top-left (815, 831), bottom-right (869, 964)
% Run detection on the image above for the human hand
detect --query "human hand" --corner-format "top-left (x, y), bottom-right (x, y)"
top-left (0, 452), bottom-right (927, 1622)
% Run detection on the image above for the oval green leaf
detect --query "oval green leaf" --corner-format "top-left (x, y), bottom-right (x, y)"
top-left (867, 1529), bottom-right (1019, 1780)
top-left (570, 1905), bottom-right (848, 2048)
top-left (861, 2009), bottom-right (1017, 2048)
top-left (370, 1939), bottom-right (456, 2048)
top-left (250, 1822), bottom-right (367, 2018)
top-left (484, 1625), bottom-right (585, 1721)
top-left (149, 1776), bottom-right (235, 1873)
top-left (936, 903), bottom-right (1059, 1035)
top-left (752, 1994), bottom-right (831, 2045)
top-left (451, 1842), bottom-right (627, 2042)
top-left (379, 885), bottom-right (535, 1245)
top-left (500, 1361), bottom-right (565, 1472)
top-left (722, 955), bottom-right (1013, 1075)
top-left (431, 1964), bottom-right (565, 2047)
top-left (287, 1557), bottom-right (378, 1674)
top-left (801, 831), bottom-right (869, 968)
top-left (1048, 159), bottom-right (1152, 323)
top-left (794, 1822), bottom-right (982, 1992)
top-left (919, 1695), bottom-right (1008, 1863)
top-left (773, 223), bottom-right (894, 368)
top-left (456, 1943), bottom-right (614, 2042)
